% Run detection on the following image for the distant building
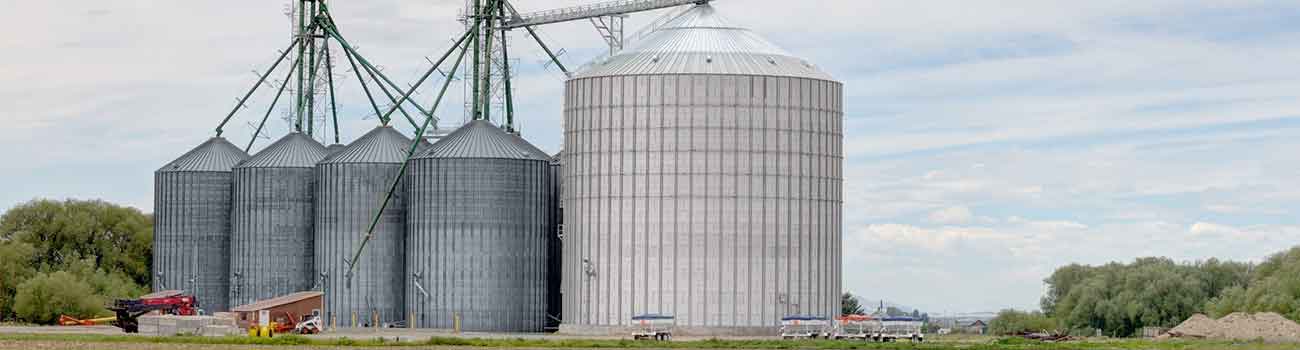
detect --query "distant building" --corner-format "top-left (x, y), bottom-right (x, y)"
top-left (964, 320), bottom-right (988, 335)
top-left (230, 291), bottom-right (322, 329)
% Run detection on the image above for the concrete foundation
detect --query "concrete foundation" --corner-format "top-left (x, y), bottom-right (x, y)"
top-left (139, 315), bottom-right (239, 337)
top-left (559, 324), bottom-right (778, 337)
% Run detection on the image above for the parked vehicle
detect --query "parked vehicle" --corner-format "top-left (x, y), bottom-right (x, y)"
top-left (876, 316), bottom-right (924, 342)
top-left (832, 315), bottom-right (881, 340)
top-left (780, 316), bottom-right (831, 339)
top-left (631, 314), bottom-right (675, 340)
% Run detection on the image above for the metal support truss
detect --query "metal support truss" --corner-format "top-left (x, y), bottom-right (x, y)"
top-left (589, 15), bottom-right (625, 54)
top-left (342, 0), bottom-right (491, 285)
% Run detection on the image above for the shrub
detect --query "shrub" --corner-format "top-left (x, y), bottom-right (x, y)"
top-left (13, 271), bottom-right (103, 324)
top-left (0, 242), bottom-right (36, 320)
top-left (989, 309), bottom-right (1058, 335)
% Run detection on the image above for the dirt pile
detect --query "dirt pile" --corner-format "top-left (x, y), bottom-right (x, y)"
top-left (1168, 314), bottom-right (1220, 338)
top-left (1167, 312), bottom-right (1300, 342)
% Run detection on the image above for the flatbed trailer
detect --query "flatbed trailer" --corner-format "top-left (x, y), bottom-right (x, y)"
top-left (631, 314), bottom-right (675, 340)
top-left (832, 315), bottom-right (880, 340)
top-left (875, 317), bottom-right (924, 342)
top-left (780, 316), bottom-right (830, 339)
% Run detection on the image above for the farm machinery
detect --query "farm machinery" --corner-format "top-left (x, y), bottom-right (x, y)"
top-left (106, 292), bottom-right (199, 333)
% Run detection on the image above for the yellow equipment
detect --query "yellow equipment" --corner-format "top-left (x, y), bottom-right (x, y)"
top-left (58, 315), bottom-right (116, 326)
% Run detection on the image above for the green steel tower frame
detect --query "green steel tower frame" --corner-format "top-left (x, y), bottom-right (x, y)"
top-left (214, 0), bottom-right (439, 150)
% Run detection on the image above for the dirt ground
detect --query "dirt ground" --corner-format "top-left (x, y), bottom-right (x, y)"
top-left (0, 326), bottom-right (125, 336)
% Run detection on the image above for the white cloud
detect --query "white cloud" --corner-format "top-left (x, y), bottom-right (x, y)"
top-left (1189, 222), bottom-right (1243, 237)
top-left (1007, 216), bottom-right (1089, 231)
top-left (928, 206), bottom-right (974, 225)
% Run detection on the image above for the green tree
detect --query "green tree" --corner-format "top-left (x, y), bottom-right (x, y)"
top-left (1205, 247), bottom-right (1300, 320)
top-left (989, 309), bottom-right (1057, 335)
top-left (1041, 263), bottom-right (1093, 316)
top-left (841, 292), bottom-right (864, 316)
top-left (1046, 257), bottom-right (1233, 336)
top-left (61, 257), bottom-right (147, 302)
top-left (0, 199), bottom-right (152, 286)
top-left (886, 306), bottom-right (906, 317)
top-left (13, 271), bottom-right (103, 324)
top-left (1196, 258), bottom-right (1252, 295)
top-left (0, 242), bottom-right (36, 320)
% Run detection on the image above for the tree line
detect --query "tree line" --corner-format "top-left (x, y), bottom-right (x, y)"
top-left (841, 292), bottom-right (930, 320)
top-left (990, 246), bottom-right (1300, 337)
top-left (0, 199), bottom-right (152, 324)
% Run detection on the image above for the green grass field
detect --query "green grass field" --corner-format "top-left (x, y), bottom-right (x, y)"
top-left (0, 333), bottom-right (1293, 350)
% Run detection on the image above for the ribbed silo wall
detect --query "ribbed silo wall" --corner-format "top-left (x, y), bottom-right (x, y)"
top-left (315, 162), bottom-right (405, 327)
top-left (229, 167), bottom-right (317, 307)
top-left (154, 172), bottom-right (234, 311)
top-left (547, 158), bottom-right (563, 331)
top-left (406, 158), bottom-right (552, 332)
top-left (561, 74), bottom-right (843, 333)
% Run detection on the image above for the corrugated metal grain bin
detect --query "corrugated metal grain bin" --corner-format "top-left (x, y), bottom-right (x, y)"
top-left (547, 152), bottom-right (563, 330)
top-left (561, 4), bottom-right (843, 334)
top-left (315, 126), bottom-right (411, 328)
top-left (230, 133), bottom-right (329, 308)
top-left (405, 120), bottom-right (554, 332)
top-left (154, 137), bottom-right (250, 312)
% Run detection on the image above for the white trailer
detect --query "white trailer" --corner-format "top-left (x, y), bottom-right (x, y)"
top-left (631, 314), bottom-right (675, 340)
top-left (876, 317), bottom-right (924, 342)
top-left (832, 315), bottom-right (881, 340)
top-left (780, 316), bottom-right (830, 339)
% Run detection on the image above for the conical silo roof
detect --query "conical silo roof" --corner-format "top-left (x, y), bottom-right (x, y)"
top-left (237, 133), bottom-right (329, 168)
top-left (320, 126), bottom-right (413, 164)
top-left (576, 4), bottom-right (833, 80)
top-left (158, 137), bottom-right (250, 172)
top-left (416, 137), bottom-right (435, 154)
top-left (417, 120), bottom-right (551, 161)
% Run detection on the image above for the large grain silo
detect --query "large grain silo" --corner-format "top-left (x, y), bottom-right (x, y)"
top-left (230, 133), bottom-right (329, 308)
top-left (547, 152), bottom-right (563, 330)
top-left (154, 137), bottom-right (250, 312)
top-left (315, 126), bottom-right (411, 327)
top-left (560, 4), bottom-right (843, 334)
top-left (406, 120), bottom-right (553, 332)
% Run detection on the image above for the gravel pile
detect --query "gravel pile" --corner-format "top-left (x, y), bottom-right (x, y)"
top-left (1167, 312), bottom-right (1300, 342)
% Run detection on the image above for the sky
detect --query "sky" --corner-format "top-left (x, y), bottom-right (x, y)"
top-left (1, 0), bottom-right (1298, 315)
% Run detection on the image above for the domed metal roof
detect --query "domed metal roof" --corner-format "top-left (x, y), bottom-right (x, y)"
top-left (319, 126), bottom-right (413, 164)
top-left (158, 137), bottom-right (250, 173)
top-left (417, 120), bottom-right (551, 161)
top-left (575, 4), bottom-right (833, 80)
top-left (237, 133), bottom-right (330, 168)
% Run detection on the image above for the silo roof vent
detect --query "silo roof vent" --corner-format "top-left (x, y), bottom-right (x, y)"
top-left (319, 126), bottom-right (413, 164)
top-left (418, 120), bottom-right (551, 161)
top-left (158, 137), bottom-right (249, 172)
top-left (575, 3), bottom-right (833, 80)
top-left (236, 133), bottom-right (329, 168)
